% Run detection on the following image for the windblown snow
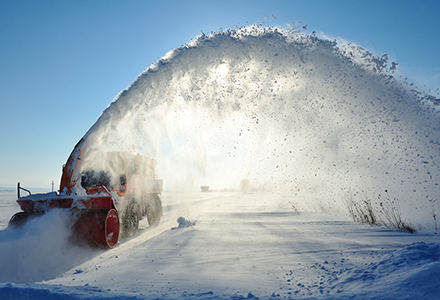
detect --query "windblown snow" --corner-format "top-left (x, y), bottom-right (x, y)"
top-left (83, 26), bottom-right (440, 226)
top-left (1, 26), bottom-right (440, 299)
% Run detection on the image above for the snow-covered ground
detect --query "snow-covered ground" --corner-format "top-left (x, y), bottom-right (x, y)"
top-left (1, 190), bottom-right (439, 299)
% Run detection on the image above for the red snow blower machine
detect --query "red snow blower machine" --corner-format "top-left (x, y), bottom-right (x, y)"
top-left (8, 138), bottom-right (163, 248)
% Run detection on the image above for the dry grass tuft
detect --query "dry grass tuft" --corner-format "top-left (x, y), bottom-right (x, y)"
top-left (345, 189), bottom-right (416, 233)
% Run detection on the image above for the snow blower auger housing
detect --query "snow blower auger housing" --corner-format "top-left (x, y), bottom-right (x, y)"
top-left (8, 138), bottom-right (163, 248)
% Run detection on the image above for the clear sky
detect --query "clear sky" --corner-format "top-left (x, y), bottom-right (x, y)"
top-left (1, 0), bottom-right (439, 190)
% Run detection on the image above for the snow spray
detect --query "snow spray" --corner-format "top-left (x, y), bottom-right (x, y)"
top-left (81, 26), bottom-right (440, 226)
top-left (0, 209), bottom-right (95, 283)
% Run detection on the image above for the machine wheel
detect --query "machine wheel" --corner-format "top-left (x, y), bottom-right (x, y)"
top-left (74, 209), bottom-right (120, 249)
top-left (104, 209), bottom-right (119, 248)
top-left (147, 194), bottom-right (163, 227)
top-left (120, 200), bottom-right (140, 237)
top-left (8, 212), bottom-right (39, 228)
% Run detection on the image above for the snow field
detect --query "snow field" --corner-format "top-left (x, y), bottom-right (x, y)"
top-left (2, 191), bottom-right (439, 299)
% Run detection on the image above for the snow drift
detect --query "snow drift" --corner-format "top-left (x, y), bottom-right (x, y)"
top-left (330, 242), bottom-right (440, 299)
top-left (81, 26), bottom-right (439, 228)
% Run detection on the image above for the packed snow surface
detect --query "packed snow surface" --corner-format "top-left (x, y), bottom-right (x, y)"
top-left (1, 26), bottom-right (440, 299)
top-left (1, 191), bottom-right (439, 299)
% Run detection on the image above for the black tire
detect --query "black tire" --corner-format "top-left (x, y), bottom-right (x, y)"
top-left (120, 200), bottom-right (140, 237)
top-left (146, 194), bottom-right (163, 227)
top-left (8, 212), bottom-right (38, 228)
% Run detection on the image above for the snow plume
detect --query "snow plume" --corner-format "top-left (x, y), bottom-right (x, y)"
top-left (0, 209), bottom-right (96, 283)
top-left (82, 26), bottom-right (440, 227)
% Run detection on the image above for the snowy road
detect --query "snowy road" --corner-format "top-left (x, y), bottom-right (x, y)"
top-left (1, 191), bottom-right (439, 299)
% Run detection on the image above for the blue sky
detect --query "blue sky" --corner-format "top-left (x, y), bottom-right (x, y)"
top-left (1, 0), bottom-right (439, 189)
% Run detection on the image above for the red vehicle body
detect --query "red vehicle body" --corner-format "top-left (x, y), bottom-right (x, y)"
top-left (8, 138), bottom-right (163, 248)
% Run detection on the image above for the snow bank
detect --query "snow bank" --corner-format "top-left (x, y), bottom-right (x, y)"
top-left (0, 282), bottom-right (141, 300)
top-left (329, 242), bottom-right (440, 299)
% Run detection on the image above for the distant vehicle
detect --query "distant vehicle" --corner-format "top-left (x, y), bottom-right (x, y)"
top-left (8, 138), bottom-right (163, 248)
